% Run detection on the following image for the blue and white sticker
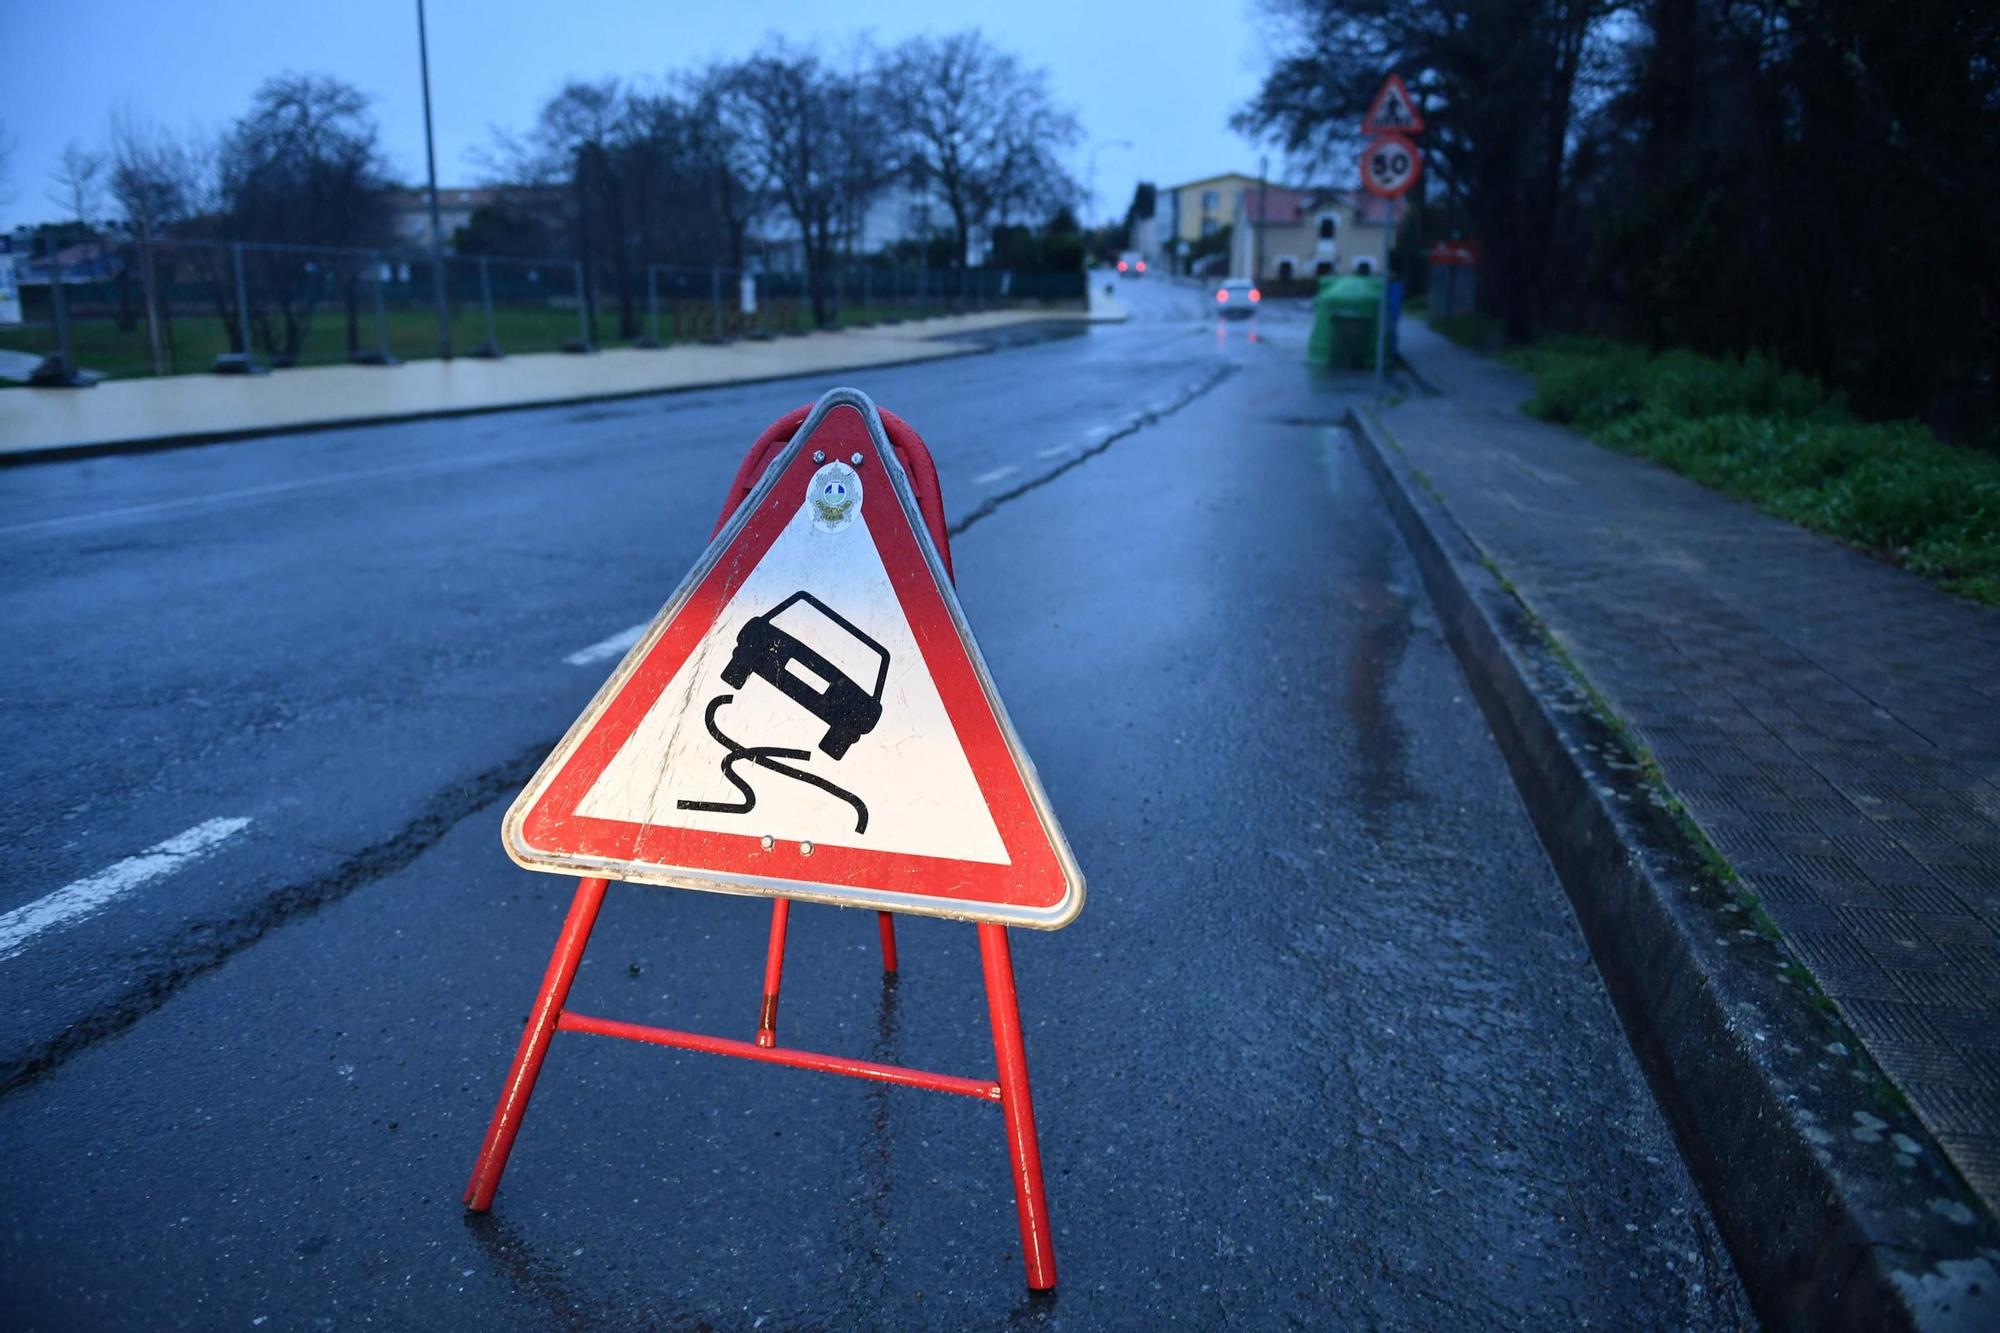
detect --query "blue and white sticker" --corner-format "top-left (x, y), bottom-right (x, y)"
top-left (808, 461), bottom-right (861, 534)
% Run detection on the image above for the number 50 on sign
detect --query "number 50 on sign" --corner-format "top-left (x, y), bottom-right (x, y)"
top-left (1361, 133), bottom-right (1421, 199)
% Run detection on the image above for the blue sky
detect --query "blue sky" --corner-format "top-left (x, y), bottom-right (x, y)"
top-left (1, 0), bottom-right (1274, 233)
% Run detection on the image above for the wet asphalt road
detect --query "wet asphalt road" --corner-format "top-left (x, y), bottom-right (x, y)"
top-left (0, 280), bottom-right (1751, 1328)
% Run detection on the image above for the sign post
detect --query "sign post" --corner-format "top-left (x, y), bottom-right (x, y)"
top-left (1360, 72), bottom-right (1425, 402)
top-left (466, 388), bottom-right (1085, 1290)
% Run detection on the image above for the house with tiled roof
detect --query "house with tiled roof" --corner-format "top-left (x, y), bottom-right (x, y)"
top-left (1230, 185), bottom-right (1396, 285)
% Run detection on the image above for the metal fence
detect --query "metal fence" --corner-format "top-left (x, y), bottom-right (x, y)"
top-left (1, 239), bottom-right (1087, 385)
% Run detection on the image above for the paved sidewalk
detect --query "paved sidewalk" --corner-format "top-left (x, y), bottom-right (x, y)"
top-left (1384, 319), bottom-right (2000, 1209)
top-left (0, 309), bottom-right (1087, 462)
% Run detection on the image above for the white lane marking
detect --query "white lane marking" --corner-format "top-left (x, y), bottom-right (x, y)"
top-left (0, 817), bottom-right (252, 961)
top-left (565, 621), bottom-right (649, 666)
top-left (972, 466), bottom-right (1018, 486)
top-left (1035, 445), bottom-right (1072, 460)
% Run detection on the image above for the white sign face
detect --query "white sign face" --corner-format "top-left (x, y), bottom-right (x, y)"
top-left (504, 389), bottom-right (1085, 928)
top-left (576, 481), bottom-right (1010, 865)
top-left (1361, 135), bottom-right (1422, 199)
top-left (0, 257), bottom-right (20, 326)
top-left (1363, 74), bottom-right (1425, 135)
top-left (740, 273), bottom-right (757, 314)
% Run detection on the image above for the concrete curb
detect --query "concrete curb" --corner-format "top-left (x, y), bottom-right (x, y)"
top-left (1349, 407), bottom-right (1999, 1330)
top-left (1393, 350), bottom-right (1445, 398)
top-left (0, 344), bottom-right (980, 470)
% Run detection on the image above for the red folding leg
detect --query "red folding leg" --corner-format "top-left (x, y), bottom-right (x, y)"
top-left (464, 890), bottom-right (1058, 1290)
top-left (465, 875), bottom-right (608, 1211)
top-left (979, 923), bottom-right (1057, 1290)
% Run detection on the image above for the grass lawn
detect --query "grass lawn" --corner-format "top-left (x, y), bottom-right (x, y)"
top-left (1, 305), bottom-right (598, 379)
top-left (0, 298), bottom-right (952, 383)
top-left (1503, 338), bottom-right (2000, 606)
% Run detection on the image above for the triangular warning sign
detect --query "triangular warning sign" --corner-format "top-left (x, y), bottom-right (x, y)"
top-left (504, 389), bottom-right (1085, 929)
top-left (1362, 73), bottom-right (1424, 136)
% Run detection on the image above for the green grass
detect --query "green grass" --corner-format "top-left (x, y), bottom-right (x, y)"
top-left (1427, 309), bottom-right (1502, 351)
top-left (1502, 339), bottom-right (2000, 605)
top-left (2, 306), bottom-right (596, 379)
top-left (0, 298), bottom-right (953, 382)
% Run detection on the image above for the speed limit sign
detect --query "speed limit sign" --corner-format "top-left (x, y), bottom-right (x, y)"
top-left (1360, 133), bottom-right (1421, 199)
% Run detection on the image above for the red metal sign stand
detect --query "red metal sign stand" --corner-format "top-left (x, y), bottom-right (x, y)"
top-left (464, 404), bottom-right (1058, 1291)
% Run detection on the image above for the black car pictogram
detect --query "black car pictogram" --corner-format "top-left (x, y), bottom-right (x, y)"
top-left (720, 590), bottom-right (889, 759)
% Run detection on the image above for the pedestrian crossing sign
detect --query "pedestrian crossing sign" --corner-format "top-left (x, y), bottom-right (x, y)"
top-left (1362, 73), bottom-right (1425, 136)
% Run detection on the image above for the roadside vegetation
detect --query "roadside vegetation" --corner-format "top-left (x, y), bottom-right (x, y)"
top-left (1240, 1), bottom-right (1997, 442)
top-left (1425, 310), bottom-right (1501, 353)
top-left (1505, 339), bottom-right (2000, 605)
top-left (0, 297), bottom-right (966, 383)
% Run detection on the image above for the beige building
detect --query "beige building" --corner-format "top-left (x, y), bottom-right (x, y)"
top-left (1231, 187), bottom-right (1395, 284)
top-left (1162, 173), bottom-right (1262, 248)
top-left (1161, 173), bottom-right (1398, 281)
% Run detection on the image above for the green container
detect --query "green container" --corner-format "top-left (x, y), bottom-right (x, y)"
top-left (1307, 274), bottom-right (1383, 368)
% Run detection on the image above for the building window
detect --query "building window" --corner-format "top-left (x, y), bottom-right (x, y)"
top-left (1316, 259), bottom-right (1334, 276)
top-left (1317, 214), bottom-right (1336, 241)
top-left (1277, 258), bottom-right (1296, 280)
top-left (1201, 218), bottom-right (1217, 237)
top-left (1201, 189), bottom-right (1219, 212)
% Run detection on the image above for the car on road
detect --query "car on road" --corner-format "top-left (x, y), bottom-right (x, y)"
top-left (1116, 250), bottom-right (1146, 276)
top-left (722, 590), bottom-right (889, 759)
top-left (1214, 279), bottom-right (1261, 319)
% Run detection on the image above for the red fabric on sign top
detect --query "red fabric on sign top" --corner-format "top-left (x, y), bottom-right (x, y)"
top-left (713, 403), bottom-right (955, 582)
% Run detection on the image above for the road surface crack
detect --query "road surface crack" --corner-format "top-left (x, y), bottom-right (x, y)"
top-left (0, 741), bottom-right (554, 1098)
top-left (947, 361), bottom-right (1239, 538)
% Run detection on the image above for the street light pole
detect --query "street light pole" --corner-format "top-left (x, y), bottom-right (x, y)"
top-left (416, 0), bottom-right (451, 359)
top-left (1255, 154), bottom-right (1269, 285)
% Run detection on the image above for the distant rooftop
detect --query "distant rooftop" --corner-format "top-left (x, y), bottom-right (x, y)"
top-left (1161, 170), bottom-right (1268, 193)
top-left (1242, 186), bottom-right (1351, 224)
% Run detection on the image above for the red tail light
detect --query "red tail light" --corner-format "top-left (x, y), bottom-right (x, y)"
top-left (1117, 260), bottom-right (1128, 271)
top-left (1136, 261), bottom-right (1146, 272)
top-left (1249, 288), bottom-right (1261, 302)
top-left (1216, 288), bottom-right (1229, 302)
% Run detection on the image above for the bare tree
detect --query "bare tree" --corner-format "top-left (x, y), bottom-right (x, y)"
top-left (719, 42), bottom-right (894, 326)
top-left (484, 76), bottom-right (765, 341)
top-left (217, 73), bottom-right (394, 361)
top-left (499, 80), bottom-right (627, 338)
top-left (109, 110), bottom-right (194, 240)
top-left (887, 32), bottom-right (1081, 266)
top-left (686, 68), bottom-right (763, 272)
top-left (48, 140), bottom-right (106, 227)
top-left (108, 110), bottom-right (202, 364)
